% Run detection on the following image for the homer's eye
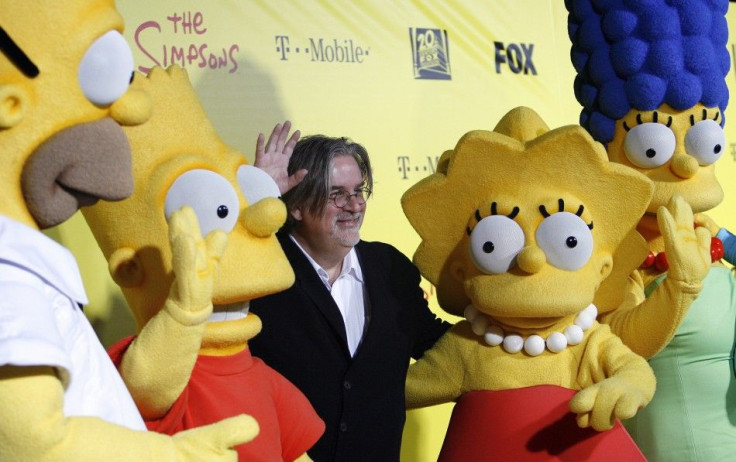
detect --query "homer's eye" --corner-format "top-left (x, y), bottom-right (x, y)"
top-left (236, 165), bottom-right (280, 205)
top-left (78, 30), bottom-right (134, 106)
top-left (685, 119), bottom-right (724, 166)
top-left (164, 169), bottom-right (240, 236)
top-left (469, 215), bottom-right (525, 274)
top-left (623, 122), bottom-right (675, 168)
top-left (536, 212), bottom-right (593, 271)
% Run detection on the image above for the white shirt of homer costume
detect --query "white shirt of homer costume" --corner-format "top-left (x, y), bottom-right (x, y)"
top-left (0, 215), bottom-right (145, 430)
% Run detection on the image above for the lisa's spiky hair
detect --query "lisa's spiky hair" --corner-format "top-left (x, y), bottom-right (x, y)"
top-left (566, 0), bottom-right (730, 144)
top-left (401, 107), bottom-right (653, 315)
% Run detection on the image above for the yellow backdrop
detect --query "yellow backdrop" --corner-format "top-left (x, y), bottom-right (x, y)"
top-left (49, 2), bottom-right (736, 460)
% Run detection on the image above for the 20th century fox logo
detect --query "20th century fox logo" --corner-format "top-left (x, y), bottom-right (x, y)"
top-left (410, 28), bottom-right (451, 80)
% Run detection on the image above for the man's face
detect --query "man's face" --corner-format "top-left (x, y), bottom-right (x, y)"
top-left (293, 155), bottom-right (366, 253)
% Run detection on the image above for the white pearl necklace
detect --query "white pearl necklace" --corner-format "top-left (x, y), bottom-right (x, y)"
top-left (464, 303), bottom-right (598, 356)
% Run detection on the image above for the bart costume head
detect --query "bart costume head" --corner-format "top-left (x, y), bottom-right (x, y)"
top-left (82, 65), bottom-right (294, 352)
top-left (401, 107), bottom-right (656, 459)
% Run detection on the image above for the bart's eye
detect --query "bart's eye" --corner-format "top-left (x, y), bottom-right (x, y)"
top-left (236, 165), bottom-right (280, 205)
top-left (78, 30), bottom-right (134, 106)
top-left (685, 119), bottom-right (724, 166)
top-left (164, 169), bottom-right (240, 236)
top-left (469, 215), bottom-right (525, 274)
top-left (623, 122), bottom-right (675, 168)
top-left (536, 212), bottom-right (593, 271)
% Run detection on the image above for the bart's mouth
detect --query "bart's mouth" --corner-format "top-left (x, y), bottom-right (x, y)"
top-left (209, 301), bottom-right (250, 322)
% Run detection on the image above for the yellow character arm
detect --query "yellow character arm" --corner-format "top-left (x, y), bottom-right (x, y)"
top-left (119, 207), bottom-right (227, 418)
top-left (569, 325), bottom-right (656, 432)
top-left (406, 326), bottom-right (464, 409)
top-left (600, 195), bottom-right (711, 358)
top-left (0, 365), bottom-right (257, 461)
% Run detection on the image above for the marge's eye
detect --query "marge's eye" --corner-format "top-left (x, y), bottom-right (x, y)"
top-left (469, 215), bottom-right (525, 274)
top-left (624, 122), bottom-right (675, 168)
top-left (164, 169), bottom-right (239, 236)
top-left (236, 165), bottom-right (280, 205)
top-left (685, 119), bottom-right (724, 166)
top-left (78, 30), bottom-right (134, 106)
top-left (536, 212), bottom-right (593, 271)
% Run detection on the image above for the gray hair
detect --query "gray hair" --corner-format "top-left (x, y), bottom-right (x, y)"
top-left (282, 135), bottom-right (373, 231)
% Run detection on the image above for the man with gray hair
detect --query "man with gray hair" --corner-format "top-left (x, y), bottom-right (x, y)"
top-left (250, 125), bottom-right (450, 462)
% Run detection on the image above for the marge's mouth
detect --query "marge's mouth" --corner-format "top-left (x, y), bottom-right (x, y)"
top-left (209, 301), bottom-right (250, 322)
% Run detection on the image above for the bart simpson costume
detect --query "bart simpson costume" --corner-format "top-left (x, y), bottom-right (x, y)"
top-left (402, 107), bottom-right (656, 460)
top-left (82, 65), bottom-right (324, 462)
top-left (0, 2), bottom-right (258, 461)
top-left (567, 0), bottom-right (736, 459)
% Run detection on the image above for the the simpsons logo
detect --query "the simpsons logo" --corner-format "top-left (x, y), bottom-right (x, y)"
top-left (410, 28), bottom-right (451, 80)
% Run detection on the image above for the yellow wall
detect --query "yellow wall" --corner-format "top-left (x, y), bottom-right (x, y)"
top-left (50, 2), bottom-right (736, 460)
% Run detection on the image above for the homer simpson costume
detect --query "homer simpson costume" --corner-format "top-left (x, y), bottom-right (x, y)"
top-left (0, 2), bottom-right (258, 461)
top-left (567, 0), bottom-right (736, 459)
top-left (82, 65), bottom-right (324, 462)
top-left (402, 107), bottom-right (656, 460)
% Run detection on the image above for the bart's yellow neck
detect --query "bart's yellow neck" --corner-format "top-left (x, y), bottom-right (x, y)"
top-left (198, 315), bottom-right (262, 356)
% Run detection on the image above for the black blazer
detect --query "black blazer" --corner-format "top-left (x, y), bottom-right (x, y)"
top-left (250, 231), bottom-right (450, 462)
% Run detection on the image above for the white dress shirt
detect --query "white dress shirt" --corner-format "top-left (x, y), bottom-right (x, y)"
top-left (290, 235), bottom-right (368, 356)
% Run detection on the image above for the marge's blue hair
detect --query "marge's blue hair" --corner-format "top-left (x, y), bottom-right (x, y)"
top-left (566, 0), bottom-right (730, 144)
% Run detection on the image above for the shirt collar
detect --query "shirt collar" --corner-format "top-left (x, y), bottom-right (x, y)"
top-left (289, 234), bottom-right (364, 288)
top-left (0, 215), bottom-right (88, 305)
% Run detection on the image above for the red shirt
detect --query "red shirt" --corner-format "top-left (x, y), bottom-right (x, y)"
top-left (110, 337), bottom-right (324, 462)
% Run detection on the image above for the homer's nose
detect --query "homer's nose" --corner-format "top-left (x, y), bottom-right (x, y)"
top-left (669, 152), bottom-right (699, 179)
top-left (516, 245), bottom-right (546, 274)
top-left (241, 197), bottom-right (286, 237)
top-left (109, 74), bottom-right (152, 127)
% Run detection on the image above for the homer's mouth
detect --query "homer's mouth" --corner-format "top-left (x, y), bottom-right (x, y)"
top-left (209, 301), bottom-right (250, 322)
top-left (57, 182), bottom-right (101, 208)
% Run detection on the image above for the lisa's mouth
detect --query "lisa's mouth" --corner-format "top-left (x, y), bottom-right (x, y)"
top-left (209, 301), bottom-right (250, 322)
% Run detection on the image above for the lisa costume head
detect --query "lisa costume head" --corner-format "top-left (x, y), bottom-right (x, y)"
top-left (82, 66), bottom-right (294, 349)
top-left (566, 0), bottom-right (729, 214)
top-left (402, 107), bottom-right (653, 325)
top-left (0, 0), bottom-right (151, 228)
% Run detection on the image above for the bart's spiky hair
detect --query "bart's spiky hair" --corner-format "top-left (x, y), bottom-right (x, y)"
top-left (401, 107), bottom-right (653, 315)
top-left (566, 0), bottom-right (730, 144)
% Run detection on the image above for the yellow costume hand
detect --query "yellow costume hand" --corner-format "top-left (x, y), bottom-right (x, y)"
top-left (569, 377), bottom-right (648, 432)
top-left (693, 212), bottom-right (720, 236)
top-left (173, 414), bottom-right (259, 461)
top-left (657, 194), bottom-right (711, 284)
top-left (167, 206), bottom-right (228, 316)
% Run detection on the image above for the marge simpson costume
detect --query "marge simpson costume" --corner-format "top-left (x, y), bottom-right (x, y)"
top-left (83, 66), bottom-right (324, 462)
top-left (0, 2), bottom-right (257, 461)
top-left (567, 1), bottom-right (736, 459)
top-left (402, 107), bottom-right (656, 460)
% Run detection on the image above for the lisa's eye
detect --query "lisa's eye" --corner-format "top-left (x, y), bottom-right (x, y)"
top-left (469, 215), bottom-right (525, 274)
top-left (78, 30), bottom-right (134, 106)
top-left (623, 122), bottom-right (675, 168)
top-left (685, 119), bottom-right (724, 166)
top-left (164, 169), bottom-right (240, 236)
top-left (535, 212), bottom-right (593, 271)
top-left (236, 165), bottom-right (280, 205)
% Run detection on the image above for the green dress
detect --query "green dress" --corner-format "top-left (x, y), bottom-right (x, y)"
top-left (625, 266), bottom-right (736, 461)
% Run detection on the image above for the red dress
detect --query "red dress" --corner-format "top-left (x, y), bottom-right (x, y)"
top-left (439, 385), bottom-right (645, 462)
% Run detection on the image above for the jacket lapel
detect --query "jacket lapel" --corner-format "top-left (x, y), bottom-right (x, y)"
top-left (279, 232), bottom-right (351, 354)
